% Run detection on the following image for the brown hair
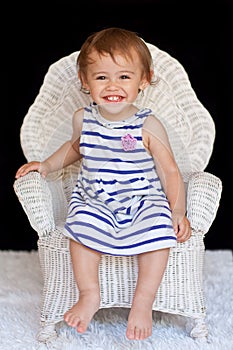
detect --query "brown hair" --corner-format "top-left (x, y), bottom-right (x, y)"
top-left (77, 27), bottom-right (154, 83)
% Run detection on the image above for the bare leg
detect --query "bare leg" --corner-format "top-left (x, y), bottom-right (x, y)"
top-left (126, 248), bottom-right (170, 340)
top-left (64, 240), bottom-right (101, 333)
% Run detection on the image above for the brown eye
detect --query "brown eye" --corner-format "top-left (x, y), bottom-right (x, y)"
top-left (121, 75), bottom-right (130, 79)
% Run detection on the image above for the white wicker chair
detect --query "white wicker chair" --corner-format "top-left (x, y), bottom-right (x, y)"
top-left (13, 42), bottom-right (222, 343)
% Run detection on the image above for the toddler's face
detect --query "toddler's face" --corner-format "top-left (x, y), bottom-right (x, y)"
top-left (80, 49), bottom-right (149, 108)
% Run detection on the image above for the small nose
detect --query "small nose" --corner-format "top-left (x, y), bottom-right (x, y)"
top-left (106, 79), bottom-right (119, 90)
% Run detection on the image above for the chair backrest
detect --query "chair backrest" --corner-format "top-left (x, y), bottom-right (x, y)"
top-left (19, 43), bottom-right (216, 219)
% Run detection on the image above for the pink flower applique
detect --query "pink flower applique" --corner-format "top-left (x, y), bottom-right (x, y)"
top-left (121, 133), bottom-right (137, 151)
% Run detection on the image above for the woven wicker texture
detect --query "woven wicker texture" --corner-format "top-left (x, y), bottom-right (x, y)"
top-left (13, 43), bottom-right (222, 342)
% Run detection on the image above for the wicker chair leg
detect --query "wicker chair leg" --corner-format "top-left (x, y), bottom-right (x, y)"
top-left (36, 322), bottom-right (58, 343)
top-left (190, 317), bottom-right (208, 339)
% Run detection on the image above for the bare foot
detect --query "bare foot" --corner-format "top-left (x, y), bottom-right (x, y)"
top-left (64, 290), bottom-right (100, 333)
top-left (126, 299), bottom-right (153, 340)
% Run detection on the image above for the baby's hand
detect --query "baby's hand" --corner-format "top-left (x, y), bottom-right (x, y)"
top-left (15, 161), bottom-right (49, 179)
top-left (172, 211), bottom-right (191, 243)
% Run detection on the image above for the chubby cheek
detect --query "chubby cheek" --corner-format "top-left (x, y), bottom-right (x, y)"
top-left (90, 88), bottom-right (102, 103)
top-left (128, 89), bottom-right (141, 102)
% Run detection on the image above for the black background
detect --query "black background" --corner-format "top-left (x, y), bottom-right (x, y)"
top-left (3, 0), bottom-right (233, 251)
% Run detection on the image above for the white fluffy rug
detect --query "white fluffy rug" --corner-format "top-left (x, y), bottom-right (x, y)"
top-left (0, 250), bottom-right (232, 350)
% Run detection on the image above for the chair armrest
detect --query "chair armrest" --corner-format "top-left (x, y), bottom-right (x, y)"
top-left (13, 171), bottom-right (55, 238)
top-left (186, 171), bottom-right (222, 234)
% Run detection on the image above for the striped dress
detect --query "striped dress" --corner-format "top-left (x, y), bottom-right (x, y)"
top-left (63, 103), bottom-right (177, 256)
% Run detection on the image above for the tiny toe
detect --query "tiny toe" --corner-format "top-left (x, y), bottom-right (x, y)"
top-left (135, 327), bottom-right (141, 340)
top-left (77, 320), bottom-right (88, 333)
top-left (126, 327), bottom-right (135, 340)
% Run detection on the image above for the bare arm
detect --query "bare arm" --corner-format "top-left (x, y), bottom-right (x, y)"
top-left (143, 115), bottom-right (191, 242)
top-left (15, 108), bottom-right (84, 179)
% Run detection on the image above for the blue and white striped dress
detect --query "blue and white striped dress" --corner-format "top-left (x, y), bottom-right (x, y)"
top-left (63, 103), bottom-right (177, 256)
